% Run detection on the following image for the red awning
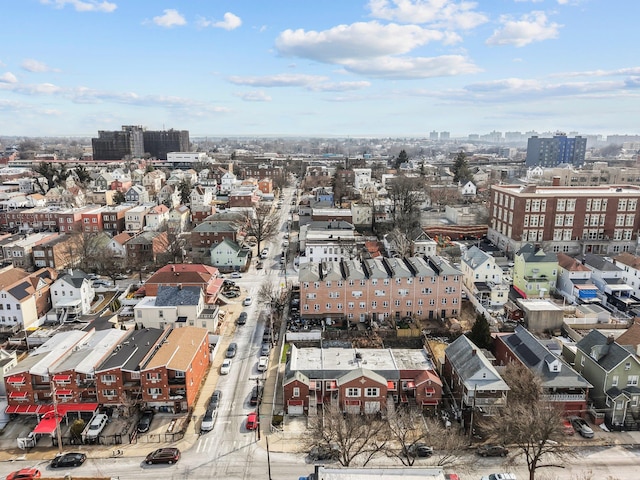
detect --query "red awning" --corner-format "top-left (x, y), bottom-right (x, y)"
top-left (309, 381), bottom-right (316, 390)
top-left (33, 417), bottom-right (60, 435)
top-left (425, 386), bottom-right (436, 394)
top-left (6, 375), bottom-right (26, 384)
top-left (387, 380), bottom-right (396, 390)
top-left (9, 391), bottom-right (28, 399)
top-left (406, 381), bottom-right (416, 389)
top-left (288, 399), bottom-right (304, 406)
top-left (52, 374), bottom-right (71, 382)
top-left (5, 402), bottom-right (97, 416)
top-left (422, 399), bottom-right (439, 406)
top-left (345, 399), bottom-right (361, 406)
top-left (327, 380), bottom-right (338, 390)
top-left (55, 389), bottom-right (73, 396)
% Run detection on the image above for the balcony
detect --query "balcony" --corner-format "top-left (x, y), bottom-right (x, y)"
top-left (524, 275), bottom-right (549, 282)
top-left (463, 392), bottom-right (507, 407)
top-left (168, 377), bottom-right (186, 385)
top-left (542, 393), bottom-right (586, 402)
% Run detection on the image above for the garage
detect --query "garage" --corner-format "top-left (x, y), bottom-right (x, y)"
top-left (364, 401), bottom-right (380, 414)
top-left (287, 400), bottom-right (304, 416)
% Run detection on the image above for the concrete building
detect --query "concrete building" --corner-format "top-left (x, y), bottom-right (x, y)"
top-left (525, 134), bottom-right (587, 167)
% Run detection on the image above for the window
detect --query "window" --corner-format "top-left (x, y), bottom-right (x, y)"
top-left (346, 388), bottom-right (361, 397)
top-left (365, 387), bottom-right (379, 397)
top-left (625, 362), bottom-right (632, 371)
top-left (293, 387), bottom-right (300, 397)
top-left (102, 389), bottom-right (117, 397)
top-left (101, 374), bottom-right (116, 384)
top-left (147, 388), bottom-right (162, 396)
top-left (146, 372), bottom-right (161, 381)
top-left (628, 375), bottom-right (639, 386)
top-left (612, 375), bottom-right (619, 387)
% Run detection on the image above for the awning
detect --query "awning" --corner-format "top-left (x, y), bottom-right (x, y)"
top-left (6, 375), bottom-right (26, 384)
top-left (387, 381), bottom-right (397, 390)
top-left (55, 389), bottom-right (73, 396)
top-left (422, 399), bottom-right (439, 406)
top-left (33, 417), bottom-right (60, 435)
top-left (6, 405), bottom-right (40, 414)
top-left (288, 399), bottom-right (304, 406)
top-left (9, 391), bottom-right (28, 399)
top-left (425, 386), bottom-right (436, 394)
top-left (5, 402), bottom-right (98, 416)
top-left (309, 381), bottom-right (316, 390)
top-left (345, 399), bottom-right (361, 406)
top-left (406, 381), bottom-right (416, 389)
top-left (327, 380), bottom-right (338, 391)
top-left (52, 374), bottom-right (71, 382)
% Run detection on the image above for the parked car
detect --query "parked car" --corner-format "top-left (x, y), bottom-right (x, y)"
top-left (257, 356), bottom-right (269, 372)
top-left (250, 385), bottom-right (263, 406)
top-left (226, 343), bottom-right (237, 358)
top-left (256, 261), bottom-right (264, 270)
top-left (571, 417), bottom-right (594, 438)
top-left (200, 407), bottom-right (216, 432)
top-left (562, 418), bottom-right (575, 435)
top-left (243, 297), bottom-right (253, 306)
top-left (223, 279), bottom-right (236, 287)
top-left (402, 442), bottom-right (434, 458)
top-left (237, 312), bottom-right (247, 325)
top-left (137, 409), bottom-right (155, 433)
top-left (209, 390), bottom-right (222, 410)
top-left (231, 272), bottom-right (242, 278)
top-left (476, 444), bottom-right (509, 457)
top-left (224, 291), bottom-right (239, 298)
top-left (308, 444), bottom-right (340, 461)
top-left (50, 452), bottom-right (87, 468)
top-left (246, 412), bottom-right (259, 430)
top-left (480, 474), bottom-right (517, 480)
top-left (145, 447), bottom-right (181, 465)
top-left (5, 468), bottom-right (41, 480)
top-left (220, 358), bottom-right (232, 375)
top-left (83, 413), bottom-right (108, 441)
top-left (260, 343), bottom-right (271, 356)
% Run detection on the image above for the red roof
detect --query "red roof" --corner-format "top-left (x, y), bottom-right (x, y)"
top-left (33, 417), bottom-right (59, 435)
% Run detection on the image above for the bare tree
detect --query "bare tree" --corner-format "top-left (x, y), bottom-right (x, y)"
top-left (386, 175), bottom-right (424, 228)
top-left (482, 363), bottom-right (573, 480)
top-left (385, 407), bottom-right (429, 466)
top-left (306, 403), bottom-right (388, 467)
top-left (424, 417), bottom-right (470, 468)
top-left (235, 203), bottom-right (280, 253)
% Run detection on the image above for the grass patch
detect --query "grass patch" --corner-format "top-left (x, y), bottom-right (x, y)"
top-left (281, 343), bottom-right (290, 363)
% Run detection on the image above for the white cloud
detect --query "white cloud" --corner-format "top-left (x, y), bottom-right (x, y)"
top-left (0, 72), bottom-right (18, 84)
top-left (235, 91), bottom-right (272, 102)
top-left (40, 0), bottom-right (117, 13)
top-left (152, 9), bottom-right (187, 28)
top-left (276, 21), bottom-right (452, 63)
top-left (198, 12), bottom-right (242, 30)
top-left (486, 11), bottom-right (561, 47)
top-left (343, 55), bottom-right (480, 79)
top-left (368, 0), bottom-right (488, 30)
top-left (21, 59), bottom-right (57, 73)
top-left (554, 67), bottom-right (640, 78)
top-left (228, 73), bottom-right (329, 88)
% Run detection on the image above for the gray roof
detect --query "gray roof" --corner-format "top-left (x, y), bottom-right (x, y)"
top-left (60, 269), bottom-right (90, 289)
top-left (96, 328), bottom-right (166, 372)
top-left (503, 326), bottom-right (591, 390)
top-left (156, 285), bottom-right (202, 306)
top-left (462, 246), bottom-right (492, 270)
top-left (308, 221), bottom-right (354, 231)
top-left (193, 221), bottom-right (236, 233)
top-left (516, 243), bottom-right (557, 263)
top-left (576, 329), bottom-right (637, 371)
top-left (445, 335), bottom-right (510, 392)
top-left (583, 254), bottom-right (622, 272)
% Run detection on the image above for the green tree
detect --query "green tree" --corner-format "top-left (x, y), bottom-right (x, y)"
top-left (113, 191), bottom-right (125, 204)
top-left (73, 165), bottom-right (92, 188)
top-left (393, 149), bottom-right (409, 169)
top-left (451, 151), bottom-right (473, 184)
top-left (178, 178), bottom-right (192, 205)
top-left (467, 314), bottom-right (493, 350)
top-left (33, 162), bottom-right (70, 194)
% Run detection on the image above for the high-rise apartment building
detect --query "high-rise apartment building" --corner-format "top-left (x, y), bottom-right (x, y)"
top-left (525, 133), bottom-right (587, 167)
top-left (488, 183), bottom-right (640, 257)
top-left (91, 126), bottom-right (189, 161)
top-left (143, 129), bottom-right (190, 160)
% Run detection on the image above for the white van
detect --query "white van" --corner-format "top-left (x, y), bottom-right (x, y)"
top-left (83, 413), bottom-right (108, 441)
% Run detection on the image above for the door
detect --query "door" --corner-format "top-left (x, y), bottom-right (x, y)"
top-left (364, 401), bottom-right (380, 414)
top-left (288, 403), bottom-right (304, 415)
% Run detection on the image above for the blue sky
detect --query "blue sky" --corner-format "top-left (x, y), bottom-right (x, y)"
top-left (1, 0), bottom-right (639, 138)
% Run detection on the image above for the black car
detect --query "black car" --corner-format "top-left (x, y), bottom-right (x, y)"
top-left (476, 444), bottom-right (509, 457)
top-left (145, 447), bottom-right (181, 465)
top-left (309, 444), bottom-right (339, 461)
top-left (50, 452), bottom-right (87, 468)
top-left (137, 410), bottom-right (155, 433)
top-left (250, 385), bottom-right (263, 406)
top-left (209, 390), bottom-right (222, 410)
top-left (403, 442), bottom-right (434, 458)
top-left (226, 343), bottom-right (237, 358)
top-left (237, 312), bottom-right (247, 325)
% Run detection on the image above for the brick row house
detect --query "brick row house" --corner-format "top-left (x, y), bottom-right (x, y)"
top-left (298, 256), bottom-right (462, 324)
top-left (0, 267), bottom-right (57, 330)
top-left (4, 326), bottom-right (210, 417)
top-left (283, 346), bottom-right (442, 415)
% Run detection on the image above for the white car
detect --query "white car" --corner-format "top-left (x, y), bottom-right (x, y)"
top-left (257, 356), bottom-right (269, 372)
top-left (220, 359), bottom-right (232, 375)
top-left (243, 297), bottom-right (252, 306)
top-left (231, 272), bottom-right (242, 278)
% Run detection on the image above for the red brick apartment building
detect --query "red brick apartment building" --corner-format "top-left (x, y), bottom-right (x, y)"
top-left (299, 256), bottom-right (462, 323)
top-left (283, 346), bottom-right (442, 415)
top-left (488, 183), bottom-right (640, 257)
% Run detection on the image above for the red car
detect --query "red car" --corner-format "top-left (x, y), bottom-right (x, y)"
top-left (562, 418), bottom-right (575, 435)
top-left (6, 469), bottom-right (41, 480)
top-left (246, 412), bottom-right (259, 430)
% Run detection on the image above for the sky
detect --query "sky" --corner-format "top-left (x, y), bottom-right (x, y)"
top-left (1, 0), bottom-right (639, 138)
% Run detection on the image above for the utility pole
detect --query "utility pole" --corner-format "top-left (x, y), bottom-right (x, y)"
top-left (468, 383), bottom-right (477, 445)
top-left (49, 370), bottom-right (63, 453)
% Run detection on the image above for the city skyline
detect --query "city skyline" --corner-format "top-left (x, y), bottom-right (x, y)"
top-left (1, 0), bottom-right (639, 137)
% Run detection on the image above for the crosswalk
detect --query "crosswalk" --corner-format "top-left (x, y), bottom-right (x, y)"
top-left (195, 430), bottom-right (256, 454)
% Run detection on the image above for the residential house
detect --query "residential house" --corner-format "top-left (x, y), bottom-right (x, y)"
top-left (298, 221), bottom-right (362, 265)
top-left (142, 170), bottom-right (166, 197)
top-left (157, 184), bottom-right (180, 208)
top-left (494, 325), bottom-right (591, 415)
top-left (167, 205), bottom-right (191, 233)
top-left (125, 205), bottom-right (151, 232)
top-left (210, 239), bottom-right (250, 272)
top-left (100, 204), bottom-right (131, 236)
top-left (31, 234), bottom-right (81, 270)
top-left (461, 246), bottom-right (509, 307)
top-left (583, 253), bottom-right (636, 311)
top-left (144, 204), bottom-right (169, 231)
top-left (513, 243), bottom-right (558, 299)
top-left (612, 252), bottom-right (640, 299)
top-left (219, 170), bottom-right (237, 194)
top-left (110, 178), bottom-right (132, 193)
top-left (574, 330), bottom-right (640, 429)
top-left (126, 231), bottom-right (169, 265)
top-left (2, 232), bottom-right (59, 269)
top-left (79, 206), bottom-right (104, 234)
top-left (124, 185), bottom-right (149, 204)
top-left (228, 190), bottom-right (258, 208)
top-left (555, 253), bottom-right (599, 305)
top-left (94, 172), bottom-right (114, 191)
top-left (0, 348), bottom-right (18, 395)
top-left (412, 231), bottom-right (437, 257)
top-left (257, 178), bottom-right (273, 195)
top-left (50, 269), bottom-right (95, 319)
top-left (142, 264), bottom-right (222, 305)
top-left (349, 203), bottom-right (373, 229)
top-left (140, 326), bottom-right (210, 411)
top-left (190, 185), bottom-right (215, 210)
top-left (0, 267), bottom-right (56, 329)
top-left (95, 328), bottom-right (168, 408)
top-left (460, 181), bottom-right (477, 197)
top-left (106, 232), bottom-right (132, 257)
top-left (283, 346), bottom-right (442, 415)
top-left (190, 221), bottom-right (239, 261)
top-left (443, 335), bottom-right (510, 425)
top-left (134, 285), bottom-right (218, 332)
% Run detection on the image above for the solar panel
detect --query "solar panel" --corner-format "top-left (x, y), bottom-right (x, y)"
top-left (517, 344), bottom-right (540, 366)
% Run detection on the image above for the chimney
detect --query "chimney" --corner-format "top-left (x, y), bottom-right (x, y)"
top-left (552, 176), bottom-right (561, 186)
top-left (606, 334), bottom-right (615, 345)
top-left (171, 265), bottom-right (175, 272)
top-left (471, 349), bottom-right (477, 356)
